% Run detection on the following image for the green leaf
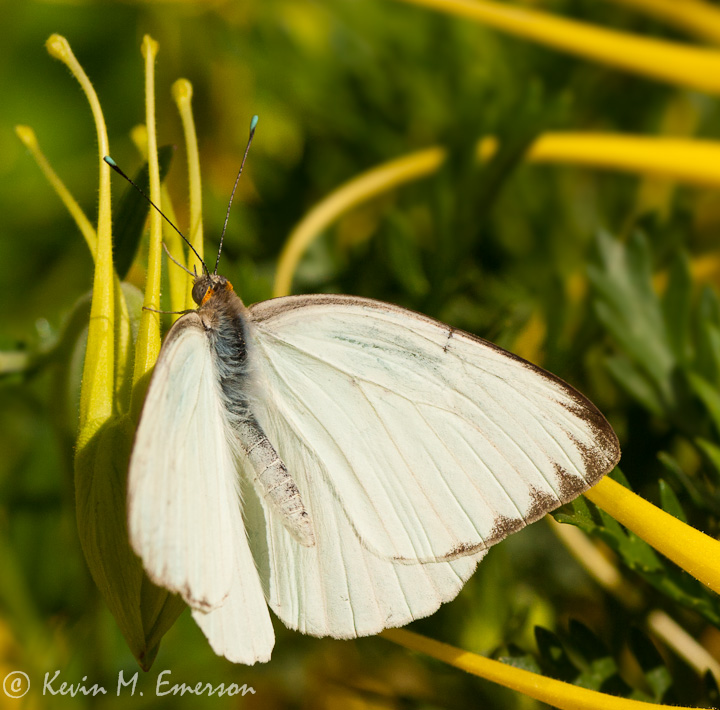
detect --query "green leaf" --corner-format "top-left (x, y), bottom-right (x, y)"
top-left (565, 622), bottom-right (621, 692)
top-left (694, 286), bottom-right (720, 385)
top-left (589, 231), bottom-right (675, 408)
top-left (604, 354), bottom-right (665, 416)
top-left (661, 250), bottom-right (693, 366)
top-left (657, 479), bottom-right (688, 524)
top-left (688, 371), bottom-right (720, 438)
top-left (535, 626), bottom-right (576, 681)
top-left (695, 437), bottom-right (720, 481)
top-left (112, 145), bottom-right (175, 279)
top-left (628, 627), bottom-right (672, 702)
top-left (384, 212), bottom-right (430, 298)
top-left (657, 451), bottom-right (720, 517)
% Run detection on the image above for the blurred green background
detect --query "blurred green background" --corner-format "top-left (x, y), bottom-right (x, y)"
top-left (5, 0), bottom-right (720, 707)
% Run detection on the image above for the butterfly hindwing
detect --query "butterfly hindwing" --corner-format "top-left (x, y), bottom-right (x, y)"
top-left (248, 295), bottom-right (620, 565)
top-left (239, 415), bottom-right (484, 639)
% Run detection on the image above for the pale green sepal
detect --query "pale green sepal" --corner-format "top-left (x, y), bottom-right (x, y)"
top-left (74, 412), bottom-right (185, 670)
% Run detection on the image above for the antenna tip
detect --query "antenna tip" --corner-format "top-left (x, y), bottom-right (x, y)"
top-left (250, 115), bottom-right (259, 133)
top-left (103, 155), bottom-right (117, 167)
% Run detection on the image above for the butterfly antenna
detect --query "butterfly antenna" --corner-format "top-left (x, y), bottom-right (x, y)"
top-left (162, 242), bottom-right (195, 276)
top-left (103, 155), bottom-right (209, 276)
top-left (215, 115), bottom-right (258, 275)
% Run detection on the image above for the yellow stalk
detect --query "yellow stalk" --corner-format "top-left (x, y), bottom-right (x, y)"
top-left (130, 124), bottom-right (187, 318)
top-left (17, 119), bottom-right (134, 413)
top-left (527, 134), bottom-right (720, 185)
top-left (274, 133), bottom-right (720, 297)
top-left (601, 0), bottom-right (720, 45)
top-left (172, 78), bottom-right (204, 309)
top-left (132, 36), bottom-right (163, 400)
top-left (15, 125), bottom-right (97, 258)
top-left (46, 34), bottom-right (115, 436)
top-left (389, 0), bottom-right (720, 94)
top-left (382, 629), bottom-right (696, 710)
top-left (585, 477), bottom-right (720, 596)
top-left (159, 190), bottom-right (187, 317)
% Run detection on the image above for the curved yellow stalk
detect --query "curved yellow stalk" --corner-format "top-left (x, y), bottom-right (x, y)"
top-left (602, 0), bottom-right (720, 45)
top-left (15, 125), bottom-right (97, 258)
top-left (382, 629), bottom-right (696, 710)
top-left (132, 36), bottom-right (163, 401)
top-left (390, 0), bottom-right (720, 94)
top-left (46, 34), bottom-right (115, 436)
top-left (172, 78), bottom-right (204, 309)
top-left (274, 146), bottom-right (442, 296)
top-left (274, 133), bottom-right (720, 297)
top-left (585, 477), bottom-right (720, 596)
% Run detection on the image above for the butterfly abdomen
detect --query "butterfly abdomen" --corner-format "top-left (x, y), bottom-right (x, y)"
top-left (199, 283), bottom-right (315, 548)
top-left (235, 417), bottom-right (316, 547)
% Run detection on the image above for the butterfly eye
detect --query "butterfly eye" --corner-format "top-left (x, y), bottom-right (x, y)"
top-left (192, 281), bottom-right (209, 305)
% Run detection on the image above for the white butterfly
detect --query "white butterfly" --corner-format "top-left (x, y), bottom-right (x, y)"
top-left (127, 272), bottom-right (620, 664)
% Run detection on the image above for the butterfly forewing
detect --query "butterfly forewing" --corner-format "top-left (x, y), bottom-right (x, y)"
top-left (129, 311), bottom-right (275, 662)
top-left (128, 315), bottom-right (238, 609)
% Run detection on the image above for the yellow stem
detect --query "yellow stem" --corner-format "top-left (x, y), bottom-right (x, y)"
top-left (585, 477), bottom-right (720, 596)
top-left (132, 36), bottom-right (163, 399)
top-left (601, 0), bottom-right (720, 44)
top-left (47, 34), bottom-right (115, 435)
top-left (159, 189), bottom-right (187, 318)
top-left (274, 133), bottom-right (720, 297)
top-left (17, 118), bottom-right (133, 414)
top-left (389, 0), bottom-right (720, 94)
top-left (15, 125), bottom-right (97, 258)
top-left (129, 124), bottom-right (187, 318)
top-left (382, 629), bottom-right (696, 710)
top-left (172, 78), bottom-right (204, 309)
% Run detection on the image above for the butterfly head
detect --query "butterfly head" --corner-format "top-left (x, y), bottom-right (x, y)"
top-left (192, 273), bottom-right (234, 307)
